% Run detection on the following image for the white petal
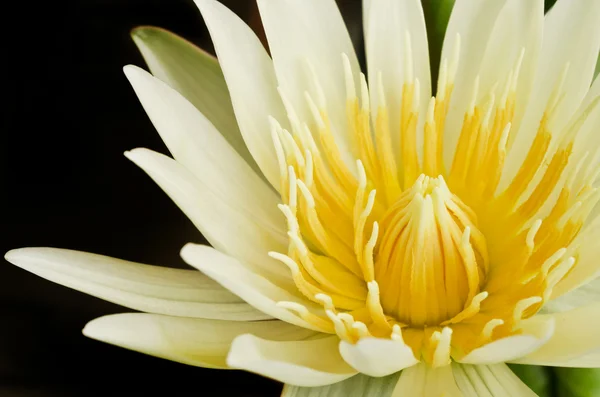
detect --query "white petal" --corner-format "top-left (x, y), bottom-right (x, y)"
top-left (227, 334), bottom-right (355, 387)
top-left (82, 313), bottom-right (316, 369)
top-left (365, 0), bottom-right (431, 157)
top-left (339, 338), bottom-right (418, 377)
top-left (551, 228), bottom-right (600, 300)
top-left (552, 350), bottom-right (600, 368)
top-left (452, 363), bottom-right (537, 396)
top-left (123, 66), bottom-right (283, 234)
top-left (130, 27), bottom-right (259, 174)
top-left (570, 75), bottom-right (600, 168)
top-left (441, 0), bottom-right (508, 165)
top-left (5, 248), bottom-right (270, 321)
top-left (181, 244), bottom-right (325, 331)
top-left (194, 0), bottom-right (288, 189)
top-left (256, 0), bottom-right (360, 156)
top-left (477, 0), bottom-right (543, 141)
top-left (505, 0), bottom-right (600, 183)
top-left (281, 373), bottom-right (399, 397)
top-left (543, 276), bottom-right (600, 313)
top-left (459, 315), bottom-right (555, 364)
top-left (392, 364), bottom-right (462, 397)
top-left (125, 149), bottom-right (290, 282)
top-left (362, 0), bottom-right (372, 35)
top-left (511, 302), bottom-right (600, 366)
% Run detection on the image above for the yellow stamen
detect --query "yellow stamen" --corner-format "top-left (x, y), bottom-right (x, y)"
top-left (267, 50), bottom-right (593, 366)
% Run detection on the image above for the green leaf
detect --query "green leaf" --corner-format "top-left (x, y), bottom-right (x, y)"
top-left (508, 364), bottom-right (553, 397)
top-left (130, 26), bottom-right (260, 175)
top-left (554, 368), bottom-right (600, 397)
top-left (421, 0), bottom-right (455, 88)
top-left (281, 373), bottom-right (399, 397)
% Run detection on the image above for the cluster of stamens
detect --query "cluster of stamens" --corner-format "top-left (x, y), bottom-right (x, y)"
top-left (266, 32), bottom-right (600, 366)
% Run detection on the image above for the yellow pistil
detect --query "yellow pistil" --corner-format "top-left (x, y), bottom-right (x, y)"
top-left (375, 175), bottom-right (488, 327)
top-left (268, 38), bottom-right (599, 366)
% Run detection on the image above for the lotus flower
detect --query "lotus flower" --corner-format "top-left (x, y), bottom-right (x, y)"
top-left (6, 0), bottom-right (600, 395)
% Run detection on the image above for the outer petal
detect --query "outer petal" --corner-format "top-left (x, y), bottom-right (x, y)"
top-left (82, 313), bottom-right (316, 369)
top-left (123, 66), bottom-right (283, 235)
top-left (194, 0), bottom-right (288, 189)
top-left (511, 302), bottom-right (600, 367)
top-left (180, 243), bottom-right (325, 332)
top-left (125, 149), bottom-right (290, 282)
top-left (505, 0), bottom-right (600, 182)
top-left (256, 0), bottom-right (361, 157)
top-left (452, 363), bottom-right (537, 396)
top-left (543, 276), bottom-right (600, 313)
top-left (282, 373), bottom-right (398, 397)
top-left (365, 0), bottom-right (431, 157)
top-left (550, 225), bottom-right (600, 300)
top-left (227, 335), bottom-right (356, 387)
top-left (130, 27), bottom-right (259, 174)
top-left (459, 315), bottom-right (555, 364)
top-left (339, 338), bottom-right (418, 377)
top-left (553, 351), bottom-right (600, 368)
top-left (4, 248), bottom-right (269, 321)
top-left (392, 364), bottom-right (462, 397)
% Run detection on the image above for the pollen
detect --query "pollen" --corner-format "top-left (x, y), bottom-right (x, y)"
top-left (267, 32), bottom-right (600, 365)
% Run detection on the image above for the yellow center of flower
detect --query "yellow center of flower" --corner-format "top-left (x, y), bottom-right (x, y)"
top-left (375, 175), bottom-right (488, 327)
top-left (268, 35), bottom-right (598, 366)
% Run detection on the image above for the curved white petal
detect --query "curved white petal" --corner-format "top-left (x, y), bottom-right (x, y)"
top-left (181, 243), bottom-right (325, 331)
top-left (124, 66), bottom-right (283, 234)
top-left (194, 0), bottom-right (288, 189)
top-left (281, 373), bottom-right (398, 397)
top-left (478, 0), bottom-right (543, 141)
top-left (227, 334), bottom-right (355, 387)
top-left (452, 363), bottom-right (537, 396)
top-left (459, 315), bottom-right (555, 364)
top-left (570, 75), bottom-right (600, 166)
top-left (82, 313), bottom-right (316, 369)
top-left (5, 247), bottom-right (269, 321)
top-left (543, 276), bottom-right (600, 313)
top-left (365, 0), bottom-right (430, 159)
top-left (392, 364), bottom-right (461, 397)
top-left (552, 350), bottom-right (600, 368)
top-left (256, 0), bottom-right (360, 157)
top-left (551, 227), bottom-right (600, 299)
top-left (505, 0), bottom-right (600, 182)
top-left (125, 149), bottom-right (290, 282)
top-left (130, 27), bottom-right (259, 174)
top-left (511, 302), bottom-right (600, 366)
top-left (339, 338), bottom-right (418, 377)
top-left (440, 0), bottom-right (508, 165)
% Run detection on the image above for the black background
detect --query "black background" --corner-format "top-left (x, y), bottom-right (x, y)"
top-left (0, 0), bottom-right (560, 396)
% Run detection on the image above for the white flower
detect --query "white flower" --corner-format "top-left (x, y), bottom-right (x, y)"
top-left (6, 0), bottom-right (600, 395)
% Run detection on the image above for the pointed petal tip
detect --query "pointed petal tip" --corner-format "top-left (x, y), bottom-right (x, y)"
top-left (81, 313), bottom-right (138, 342)
top-left (122, 64), bottom-right (149, 81)
top-left (81, 316), bottom-right (104, 340)
top-left (5, 247), bottom-right (51, 266)
top-left (180, 242), bottom-right (207, 261)
top-left (225, 333), bottom-right (254, 368)
top-left (4, 248), bottom-right (22, 262)
top-left (130, 25), bottom-right (164, 41)
top-left (123, 147), bottom-right (154, 162)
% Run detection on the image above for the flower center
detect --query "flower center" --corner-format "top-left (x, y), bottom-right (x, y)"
top-left (266, 40), bottom-right (597, 366)
top-left (375, 175), bottom-right (488, 327)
